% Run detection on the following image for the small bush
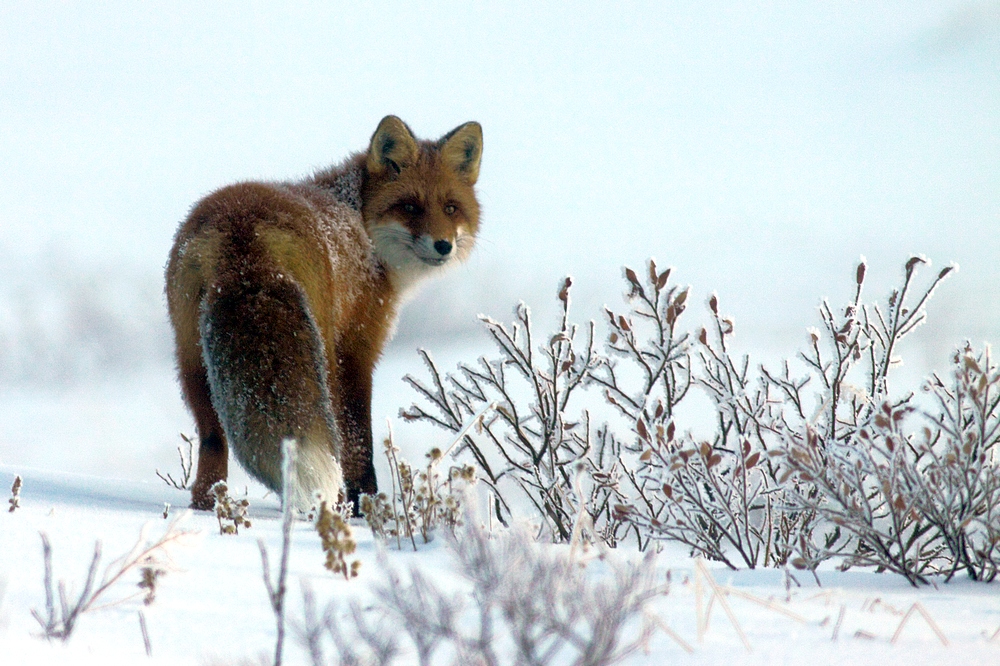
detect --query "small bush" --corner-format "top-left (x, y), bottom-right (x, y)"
top-left (32, 513), bottom-right (194, 641)
top-left (400, 279), bottom-right (628, 546)
top-left (156, 433), bottom-right (195, 490)
top-left (401, 256), bottom-right (1000, 584)
top-left (360, 432), bottom-right (476, 550)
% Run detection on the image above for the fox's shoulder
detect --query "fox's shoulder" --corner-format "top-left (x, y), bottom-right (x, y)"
top-left (310, 153), bottom-right (366, 212)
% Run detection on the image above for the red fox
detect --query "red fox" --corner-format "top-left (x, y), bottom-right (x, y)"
top-left (165, 116), bottom-right (482, 511)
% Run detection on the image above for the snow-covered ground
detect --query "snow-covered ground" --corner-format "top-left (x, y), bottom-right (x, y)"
top-left (2, 462), bottom-right (1000, 665)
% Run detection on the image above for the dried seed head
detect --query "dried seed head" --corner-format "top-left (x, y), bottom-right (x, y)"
top-left (905, 255), bottom-right (925, 275)
top-left (558, 276), bottom-right (573, 303)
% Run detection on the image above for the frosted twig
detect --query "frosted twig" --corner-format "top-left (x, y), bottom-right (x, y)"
top-left (694, 566), bottom-right (705, 642)
top-left (385, 424), bottom-right (417, 551)
top-left (890, 602), bottom-right (948, 646)
top-left (695, 559), bottom-right (751, 653)
top-left (647, 610), bottom-right (695, 654)
top-left (31, 512), bottom-right (194, 641)
top-left (441, 401), bottom-right (495, 460)
top-left (568, 463), bottom-right (595, 560)
top-left (297, 581), bottom-right (326, 666)
top-left (718, 585), bottom-right (808, 624)
top-left (260, 438), bottom-right (297, 666)
top-left (138, 610), bottom-right (152, 657)
top-left (831, 605), bottom-right (846, 641)
top-left (155, 434), bottom-right (194, 490)
top-left (703, 594), bottom-right (716, 633)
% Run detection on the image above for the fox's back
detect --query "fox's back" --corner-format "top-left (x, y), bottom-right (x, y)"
top-left (166, 176), bottom-right (388, 358)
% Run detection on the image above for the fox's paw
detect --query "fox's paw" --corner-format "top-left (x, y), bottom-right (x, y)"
top-left (189, 487), bottom-right (217, 511)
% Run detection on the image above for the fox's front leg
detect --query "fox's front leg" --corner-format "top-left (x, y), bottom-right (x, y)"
top-left (336, 353), bottom-right (378, 513)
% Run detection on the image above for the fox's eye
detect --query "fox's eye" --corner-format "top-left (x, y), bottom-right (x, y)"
top-left (444, 204), bottom-right (457, 215)
top-left (403, 203), bottom-right (418, 214)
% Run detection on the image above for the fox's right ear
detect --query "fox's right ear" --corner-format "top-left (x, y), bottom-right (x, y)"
top-left (367, 116), bottom-right (419, 177)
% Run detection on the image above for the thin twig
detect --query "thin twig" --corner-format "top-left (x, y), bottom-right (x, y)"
top-left (138, 610), bottom-right (152, 657)
top-left (260, 438), bottom-right (297, 666)
top-left (890, 602), bottom-right (949, 646)
top-left (442, 401), bottom-right (496, 460)
top-left (719, 585), bottom-right (808, 623)
top-left (832, 604), bottom-right (846, 641)
top-left (695, 559), bottom-right (751, 653)
top-left (647, 611), bottom-right (695, 654)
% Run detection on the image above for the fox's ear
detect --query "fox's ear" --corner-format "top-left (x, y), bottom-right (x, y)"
top-left (367, 116), bottom-right (419, 176)
top-left (438, 121), bottom-right (483, 185)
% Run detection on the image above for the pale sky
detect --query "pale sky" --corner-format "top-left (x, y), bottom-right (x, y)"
top-left (1, 1), bottom-right (997, 364)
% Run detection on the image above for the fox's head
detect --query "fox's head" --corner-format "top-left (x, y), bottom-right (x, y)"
top-left (361, 116), bottom-right (482, 290)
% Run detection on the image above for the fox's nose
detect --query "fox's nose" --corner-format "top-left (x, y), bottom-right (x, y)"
top-left (433, 239), bottom-right (453, 256)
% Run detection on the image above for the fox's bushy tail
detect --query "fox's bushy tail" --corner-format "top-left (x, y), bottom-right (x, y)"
top-left (199, 270), bottom-right (342, 511)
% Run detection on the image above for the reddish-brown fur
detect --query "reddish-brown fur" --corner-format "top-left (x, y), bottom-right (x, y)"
top-left (165, 116), bottom-right (482, 510)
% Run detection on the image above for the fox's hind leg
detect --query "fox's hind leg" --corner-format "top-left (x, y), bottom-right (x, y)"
top-left (181, 365), bottom-right (229, 510)
top-left (167, 264), bottom-right (231, 510)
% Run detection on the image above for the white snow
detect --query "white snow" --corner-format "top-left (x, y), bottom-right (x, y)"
top-left (2, 459), bottom-right (1000, 665)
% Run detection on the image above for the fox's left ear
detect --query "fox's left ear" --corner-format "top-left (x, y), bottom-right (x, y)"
top-left (438, 122), bottom-right (483, 185)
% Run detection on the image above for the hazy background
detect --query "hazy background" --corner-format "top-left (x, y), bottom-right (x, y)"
top-left (1, 2), bottom-right (998, 480)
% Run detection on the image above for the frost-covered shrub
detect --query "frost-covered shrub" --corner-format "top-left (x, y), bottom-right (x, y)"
top-left (913, 345), bottom-right (1000, 582)
top-left (299, 515), bottom-right (663, 666)
top-left (401, 262), bottom-right (798, 559)
top-left (401, 278), bottom-right (652, 544)
top-left (32, 514), bottom-right (193, 641)
top-left (765, 259), bottom-right (963, 584)
top-left (402, 254), bottom-right (1000, 584)
top-left (781, 341), bottom-right (1000, 584)
top-left (400, 280), bottom-right (615, 544)
top-left (599, 265), bottom-right (817, 568)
